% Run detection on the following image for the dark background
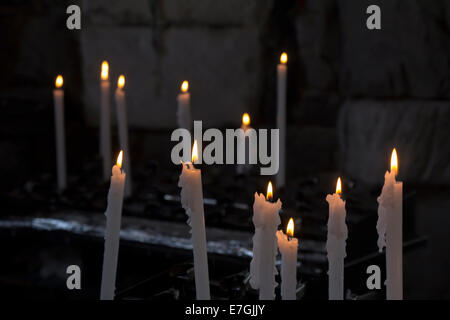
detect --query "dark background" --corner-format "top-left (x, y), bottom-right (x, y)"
top-left (1, 0), bottom-right (450, 299)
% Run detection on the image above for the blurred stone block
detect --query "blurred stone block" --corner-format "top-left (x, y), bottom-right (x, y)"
top-left (83, 0), bottom-right (152, 26)
top-left (338, 0), bottom-right (450, 99)
top-left (81, 26), bottom-right (262, 129)
top-left (338, 100), bottom-right (450, 186)
top-left (161, 0), bottom-right (273, 26)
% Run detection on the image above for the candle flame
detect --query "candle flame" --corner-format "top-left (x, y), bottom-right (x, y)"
top-left (280, 52), bottom-right (288, 64)
top-left (391, 148), bottom-right (398, 175)
top-left (242, 113), bottom-right (250, 126)
top-left (266, 181), bottom-right (273, 201)
top-left (192, 140), bottom-right (198, 163)
top-left (336, 177), bottom-right (342, 195)
top-left (101, 61), bottom-right (109, 80)
top-left (181, 80), bottom-right (189, 93)
top-left (55, 75), bottom-right (63, 88)
top-left (287, 218), bottom-right (294, 237)
top-left (118, 75), bottom-right (125, 89)
top-left (117, 150), bottom-right (123, 168)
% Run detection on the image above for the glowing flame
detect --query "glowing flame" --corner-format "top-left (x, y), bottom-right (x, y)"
top-left (101, 61), bottom-right (109, 80)
top-left (55, 75), bottom-right (63, 88)
top-left (287, 218), bottom-right (294, 237)
top-left (266, 181), bottom-right (273, 201)
top-left (181, 80), bottom-right (189, 93)
top-left (336, 177), bottom-right (342, 195)
top-left (117, 150), bottom-right (123, 168)
top-left (191, 140), bottom-right (198, 163)
top-left (118, 75), bottom-right (125, 89)
top-left (391, 148), bottom-right (398, 175)
top-left (242, 113), bottom-right (250, 126)
top-left (280, 52), bottom-right (288, 64)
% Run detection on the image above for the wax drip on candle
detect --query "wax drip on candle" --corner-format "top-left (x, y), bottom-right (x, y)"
top-left (376, 148), bottom-right (398, 252)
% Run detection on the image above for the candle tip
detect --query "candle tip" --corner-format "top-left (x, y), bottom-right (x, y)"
top-left (280, 52), bottom-right (288, 64)
top-left (266, 181), bottom-right (273, 201)
top-left (117, 150), bottom-right (123, 168)
top-left (55, 75), bottom-right (63, 88)
top-left (181, 80), bottom-right (189, 93)
top-left (287, 218), bottom-right (294, 237)
top-left (191, 140), bottom-right (198, 163)
top-left (101, 61), bottom-right (109, 80)
top-left (242, 113), bottom-right (250, 126)
top-left (336, 177), bottom-right (342, 194)
top-left (391, 148), bottom-right (398, 175)
top-left (118, 75), bottom-right (125, 89)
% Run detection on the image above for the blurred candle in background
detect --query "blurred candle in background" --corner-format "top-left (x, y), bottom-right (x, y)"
top-left (114, 75), bottom-right (132, 197)
top-left (276, 218), bottom-right (298, 300)
top-left (100, 61), bottom-right (111, 182)
top-left (377, 148), bottom-right (403, 300)
top-left (236, 113), bottom-right (252, 175)
top-left (178, 141), bottom-right (210, 300)
top-left (177, 80), bottom-right (192, 132)
top-left (276, 52), bottom-right (287, 189)
top-left (100, 151), bottom-right (126, 300)
top-left (250, 182), bottom-right (281, 300)
top-left (326, 177), bottom-right (347, 300)
top-left (53, 75), bottom-right (66, 192)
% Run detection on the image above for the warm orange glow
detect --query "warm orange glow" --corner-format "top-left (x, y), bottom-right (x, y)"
top-left (266, 181), bottom-right (273, 201)
top-left (101, 61), bottom-right (109, 80)
top-left (55, 75), bottom-right (63, 88)
top-left (242, 113), bottom-right (250, 126)
top-left (336, 177), bottom-right (342, 195)
top-left (287, 218), bottom-right (294, 237)
top-left (280, 52), bottom-right (288, 64)
top-left (117, 75), bottom-right (125, 89)
top-left (117, 150), bottom-right (123, 168)
top-left (191, 140), bottom-right (198, 163)
top-left (181, 80), bottom-right (189, 93)
top-left (391, 148), bottom-right (398, 175)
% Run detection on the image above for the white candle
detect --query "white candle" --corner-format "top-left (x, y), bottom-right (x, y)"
top-left (53, 75), bottom-right (67, 192)
top-left (250, 182), bottom-right (281, 300)
top-left (178, 140), bottom-right (210, 300)
top-left (377, 148), bottom-right (403, 300)
top-left (100, 151), bottom-right (126, 300)
top-left (276, 52), bottom-right (287, 188)
top-left (114, 75), bottom-right (132, 197)
top-left (276, 218), bottom-right (298, 300)
top-left (100, 61), bottom-right (112, 182)
top-left (236, 113), bottom-right (252, 175)
top-left (326, 177), bottom-right (348, 300)
top-left (177, 80), bottom-right (192, 132)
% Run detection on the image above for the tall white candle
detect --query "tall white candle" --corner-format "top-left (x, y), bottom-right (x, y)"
top-left (250, 182), bottom-right (281, 300)
top-left (177, 80), bottom-right (192, 132)
top-left (100, 151), bottom-right (126, 300)
top-left (326, 177), bottom-right (348, 300)
top-left (377, 148), bottom-right (403, 300)
top-left (276, 52), bottom-right (287, 188)
top-left (100, 61), bottom-right (112, 182)
top-left (276, 218), bottom-right (298, 300)
top-left (53, 75), bottom-right (67, 192)
top-left (178, 140), bottom-right (210, 300)
top-left (114, 75), bottom-right (132, 197)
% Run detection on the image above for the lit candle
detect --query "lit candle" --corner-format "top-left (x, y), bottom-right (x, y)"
top-left (178, 141), bottom-right (210, 300)
top-left (276, 52), bottom-right (287, 188)
top-left (100, 61), bottom-right (112, 182)
top-left (377, 148), bottom-right (403, 300)
top-left (100, 151), bottom-right (126, 300)
top-left (114, 75), bottom-right (132, 197)
top-left (53, 75), bottom-right (67, 192)
top-left (250, 182), bottom-right (282, 300)
top-left (177, 80), bottom-right (192, 132)
top-left (326, 177), bottom-right (348, 300)
top-left (276, 218), bottom-right (298, 300)
top-left (236, 113), bottom-right (252, 175)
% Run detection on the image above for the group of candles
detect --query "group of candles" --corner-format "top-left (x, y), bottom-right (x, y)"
top-left (51, 53), bottom-right (403, 300)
